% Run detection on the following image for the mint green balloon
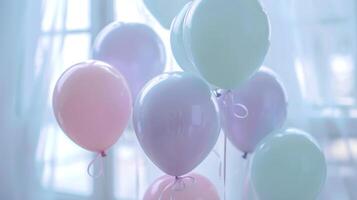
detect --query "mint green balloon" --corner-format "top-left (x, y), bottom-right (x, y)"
top-left (144, 0), bottom-right (192, 29)
top-left (170, 2), bottom-right (198, 73)
top-left (184, 0), bottom-right (270, 89)
top-left (251, 129), bottom-right (327, 200)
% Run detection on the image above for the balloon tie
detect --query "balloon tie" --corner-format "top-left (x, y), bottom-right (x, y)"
top-left (242, 157), bottom-right (252, 200)
top-left (242, 152), bottom-right (248, 160)
top-left (213, 149), bottom-right (222, 178)
top-left (159, 176), bottom-right (196, 200)
top-left (213, 89), bottom-right (222, 98)
top-left (223, 132), bottom-right (227, 200)
top-left (87, 151), bottom-right (106, 178)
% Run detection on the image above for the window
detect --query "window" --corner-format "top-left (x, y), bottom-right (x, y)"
top-left (37, 0), bottom-right (94, 198)
top-left (34, 0), bottom-right (357, 199)
top-left (36, 0), bottom-right (175, 199)
top-left (291, 0), bottom-right (357, 107)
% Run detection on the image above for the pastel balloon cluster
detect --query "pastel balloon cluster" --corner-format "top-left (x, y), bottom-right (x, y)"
top-left (52, 0), bottom-right (327, 199)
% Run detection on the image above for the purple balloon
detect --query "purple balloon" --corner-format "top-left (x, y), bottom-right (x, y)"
top-left (93, 22), bottom-right (166, 100)
top-left (218, 68), bottom-right (288, 154)
top-left (133, 72), bottom-right (220, 176)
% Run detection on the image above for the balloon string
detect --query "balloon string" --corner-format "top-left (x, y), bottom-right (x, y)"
top-left (135, 151), bottom-right (140, 200)
top-left (159, 176), bottom-right (196, 200)
top-left (242, 157), bottom-right (251, 200)
top-left (223, 133), bottom-right (227, 200)
top-left (212, 149), bottom-right (222, 178)
top-left (87, 151), bottom-right (106, 178)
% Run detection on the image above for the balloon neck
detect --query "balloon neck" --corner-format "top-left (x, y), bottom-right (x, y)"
top-left (100, 151), bottom-right (107, 157)
top-left (173, 175), bottom-right (195, 191)
top-left (159, 175), bottom-right (195, 199)
top-left (215, 91), bottom-right (222, 97)
top-left (242, 152), bottom-right (248, 159)
top-left (213, 89), bottom-right (222, 98)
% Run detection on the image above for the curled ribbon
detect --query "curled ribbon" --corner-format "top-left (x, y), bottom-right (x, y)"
top-left (233, 103), bottom-right (249, 119)
top-left (213, 89), bottom-right (249, 199)
top-left (222, 90), bottom-right (249, 119)
top-left (87, 151), bottom-right (107, 178)
top-left (242, 156), bottom-right (252, 200)
top-left (159, 176), bottom-right (196, 200)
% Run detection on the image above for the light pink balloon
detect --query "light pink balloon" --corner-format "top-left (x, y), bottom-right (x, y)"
top-left (144, 173), bottom-right (220, 200)
top-left (53, 60), bottom-right (132, 152)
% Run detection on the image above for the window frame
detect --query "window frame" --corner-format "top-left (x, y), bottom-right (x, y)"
top-left (40, 0), bottom-right (116, 199)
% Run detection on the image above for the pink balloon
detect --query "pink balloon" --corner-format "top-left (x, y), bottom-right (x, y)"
top-left (144, 173), bottom-right (220, 200)
top-left (53, 60), bottom-right (132, 152)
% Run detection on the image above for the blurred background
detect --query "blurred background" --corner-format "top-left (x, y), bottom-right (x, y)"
top-left (0, 0), bottom-right (356, 199)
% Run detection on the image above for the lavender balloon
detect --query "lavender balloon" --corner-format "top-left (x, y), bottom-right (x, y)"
top-left (218, 68), bottom-right (288, 154)
top-left (133, 72), bottom-right (220, 176)
top-left (93, 22), bottom-right (166, 100)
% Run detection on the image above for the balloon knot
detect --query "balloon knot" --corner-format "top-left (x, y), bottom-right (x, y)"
top-left (159, 175), bottom-right (195, 199)
top-left (242, 152), bottom-right (248, 159)
top-left (101, 151), bottom-right (107, 157)
top-left (213, 89), bottom-right (222, 98)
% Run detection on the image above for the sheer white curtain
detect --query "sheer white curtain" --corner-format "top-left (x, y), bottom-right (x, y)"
top-left (262, 1), bottom-right (357, 199)
top-left (0, 0), bottom-right (70, 199)
top-left (0, 0), bottom-right (47, 199)
top-left (1, 0), bottom-right (357, 199)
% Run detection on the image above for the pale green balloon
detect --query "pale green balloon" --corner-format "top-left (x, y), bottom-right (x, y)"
top-left (144, 0), bottom-right (192, 29)
top-left (251, 129), bottom-right (327, 200)
top-left (184, 0), bottom-right (270, 89)
top-left (170, 2), bottom-right (198, 73)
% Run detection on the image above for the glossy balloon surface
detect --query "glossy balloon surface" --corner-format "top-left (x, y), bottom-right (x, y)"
top-left (53, 60), bottom-right (132, 152)
top-left (170, 2), bottom-right (197, 73)
top-left (144, 0), bottom-right (192, 29)
top-left (184, 0), bottom-right (270, 89)
top-left (251, 129), bottom-right (327, 200)
top-left (133, 72), bottom-right (220, 176)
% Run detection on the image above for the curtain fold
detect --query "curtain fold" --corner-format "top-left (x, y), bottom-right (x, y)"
top-left (0, 0), bottom-right (56, 199)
